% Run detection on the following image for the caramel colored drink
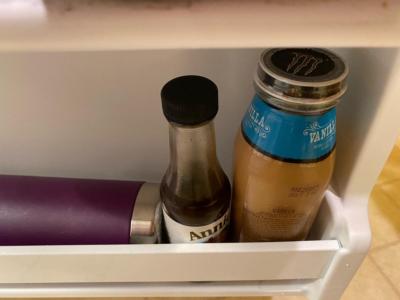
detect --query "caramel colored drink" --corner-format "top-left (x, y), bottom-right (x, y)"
top-left (232, 48), bottom-right (348, 242)
top-left (233, 133), bottom-right (335, 241)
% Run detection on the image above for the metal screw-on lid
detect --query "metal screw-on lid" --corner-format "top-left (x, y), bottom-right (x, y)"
top-left (254, 48), bottom-right (348, 113)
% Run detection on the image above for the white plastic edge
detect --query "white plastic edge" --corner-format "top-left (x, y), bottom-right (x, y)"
top-left (1, 0), bottom-right (400, 51)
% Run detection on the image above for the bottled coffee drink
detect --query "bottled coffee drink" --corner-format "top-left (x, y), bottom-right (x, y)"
top-left (160, 75), bottom-right (231, 243)
top-left (232, 48), bottom-right (348, 242)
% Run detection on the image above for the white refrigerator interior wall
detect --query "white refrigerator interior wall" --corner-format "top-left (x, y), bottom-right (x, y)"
top-left (0, 49), bottom-right (398, 197)
top-left (0, 49), bottom-right (260, 181)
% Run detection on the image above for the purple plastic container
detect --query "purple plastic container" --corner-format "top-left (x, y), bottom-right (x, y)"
top-left (0, 175), bottom-right (160, 245)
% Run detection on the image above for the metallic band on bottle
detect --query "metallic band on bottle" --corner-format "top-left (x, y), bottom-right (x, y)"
top-left (130, 183), bottom-right (161, 244)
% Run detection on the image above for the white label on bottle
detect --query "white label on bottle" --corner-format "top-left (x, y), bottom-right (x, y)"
top-left (162, 205), bottom-right (230, 243)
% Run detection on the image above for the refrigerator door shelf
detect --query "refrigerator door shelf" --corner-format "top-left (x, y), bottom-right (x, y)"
top-left (0, 190), bottom-right (355, 299)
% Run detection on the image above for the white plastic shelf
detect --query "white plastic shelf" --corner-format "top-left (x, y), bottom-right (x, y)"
top-left (0, 190), bottom-right (345, 299)
top-left (1, 0), bottom-right (400, 51)
top-left (0, 241), bottom-right (339, 284)
top-left (0, 281), bottom-right (311, 298)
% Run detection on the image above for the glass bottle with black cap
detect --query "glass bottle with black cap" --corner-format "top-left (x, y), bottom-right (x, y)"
top-left (232, 48), bottom-right (348, 242)
top-left (160, 75), bottom-right (231, 243)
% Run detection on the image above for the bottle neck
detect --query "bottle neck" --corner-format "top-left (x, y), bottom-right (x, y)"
top-left (168, 121), bottom-right (218, 172)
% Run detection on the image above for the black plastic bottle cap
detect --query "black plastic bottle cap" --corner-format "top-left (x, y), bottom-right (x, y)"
top-left (161, 75), bottom-right (218, 126)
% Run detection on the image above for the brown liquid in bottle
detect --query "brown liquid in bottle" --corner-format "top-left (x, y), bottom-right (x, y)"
top-left (233, 132), bottom-right (335, 242)
top-left (231, 48), bottom-right (347, 242)
top-left (160, 75), bottom-right (231, 243)
top-left (161, 123), bottom-right (231, 243)
top-left (161, 174), bottom-right (231, 243)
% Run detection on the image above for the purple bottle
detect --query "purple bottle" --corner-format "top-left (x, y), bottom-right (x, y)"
top-left (0, 175), bottom-right (161, 245)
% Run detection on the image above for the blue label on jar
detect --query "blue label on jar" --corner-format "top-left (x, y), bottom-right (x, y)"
top-left (241, 95), bottom-right (336, 162)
